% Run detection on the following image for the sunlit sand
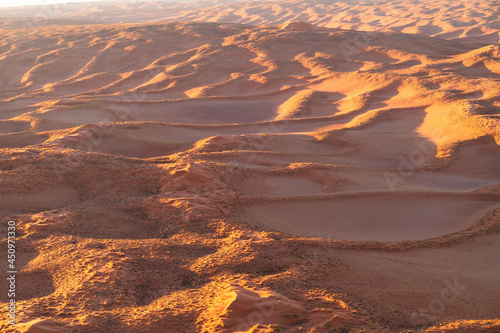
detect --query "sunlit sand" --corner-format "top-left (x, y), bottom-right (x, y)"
top-left (0, 0), bottom-right (499, 332)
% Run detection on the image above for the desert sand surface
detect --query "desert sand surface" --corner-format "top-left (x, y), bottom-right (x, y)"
top-left (1, 0), bottom-right (499, 43)
top-left (0, 0), bottom-right (499, 332)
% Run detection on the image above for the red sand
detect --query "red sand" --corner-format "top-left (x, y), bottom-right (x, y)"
top-left (0, 1), bottom-right (499, 332)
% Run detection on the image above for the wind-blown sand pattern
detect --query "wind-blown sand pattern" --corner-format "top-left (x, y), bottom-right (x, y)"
top-left (0, 0), bottom-right (499, 332)
top-left (1, 0), bottom-right (499, 43)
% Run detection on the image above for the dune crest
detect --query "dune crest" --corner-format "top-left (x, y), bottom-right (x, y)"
top-left (0, 1), bottom-right (499, 332)
top-left (2, 0), bottom-right (498, 42)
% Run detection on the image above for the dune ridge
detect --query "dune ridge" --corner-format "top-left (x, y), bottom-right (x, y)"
top-left (0, 1), bottom-right (499, 332)
top-left (1, 0), bottom-right (499, 43)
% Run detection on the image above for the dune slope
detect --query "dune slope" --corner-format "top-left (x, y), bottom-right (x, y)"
top-left (1, 0), bottom-right (499, 42)
top-left (0, 3), bottom-right (499, 333)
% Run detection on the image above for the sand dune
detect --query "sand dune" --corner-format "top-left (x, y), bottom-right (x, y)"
top-left (0, 1), bottom-right (499, 332)
top-left (1, 0), bottom-right (499, 42)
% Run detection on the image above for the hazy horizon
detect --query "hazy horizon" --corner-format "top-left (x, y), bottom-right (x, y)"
top-left (0, 0), bottom-right (118, 9)
top-left (0, 0), bottom-right (204, 8)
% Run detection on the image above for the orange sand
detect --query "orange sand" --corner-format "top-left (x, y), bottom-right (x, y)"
top-left (0, 0), bottom-right (499, 332)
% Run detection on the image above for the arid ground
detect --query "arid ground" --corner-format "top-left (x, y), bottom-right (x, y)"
top-left (0, 0), bottom-right (499, 332)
